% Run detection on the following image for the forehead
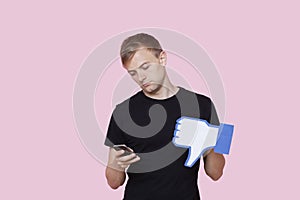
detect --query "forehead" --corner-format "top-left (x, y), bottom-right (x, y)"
top-left (125, 49), bottom-right (158, 70)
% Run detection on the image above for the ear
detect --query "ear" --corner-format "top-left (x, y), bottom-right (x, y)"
top-left (159, 51), bottom-right (167, 66)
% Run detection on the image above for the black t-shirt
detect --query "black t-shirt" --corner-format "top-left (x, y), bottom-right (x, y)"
top-left (104, 87), bottom-right (220, 200)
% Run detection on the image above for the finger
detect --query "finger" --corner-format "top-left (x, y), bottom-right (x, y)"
top-left (117, 153), bottom-right (138, 162)
top-left (119, 156), bottom-right (140, 165)
top-left (176, 117), bottom-right (183, 123)
top-left (126, 147), bottom-right (134, 153)
top-left (175, 123), bottom-right (181, 131)
top-left (114, 149), bottom-right (125, 157)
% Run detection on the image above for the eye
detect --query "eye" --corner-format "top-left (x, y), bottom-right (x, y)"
top-left (141, 65), bottom-right (150, 70)
top-left (129, 71), bottom-right (136, 76)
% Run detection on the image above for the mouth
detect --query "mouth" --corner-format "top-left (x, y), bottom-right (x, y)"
top-left (142, 82), bottom-right (151, 87)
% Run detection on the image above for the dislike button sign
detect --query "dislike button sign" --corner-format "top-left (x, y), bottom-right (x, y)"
top-left (172, 117), bottom-right (234, 167)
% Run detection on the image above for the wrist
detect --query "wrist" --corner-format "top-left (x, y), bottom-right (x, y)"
top-left (108, 160), bottom-right (125, 172)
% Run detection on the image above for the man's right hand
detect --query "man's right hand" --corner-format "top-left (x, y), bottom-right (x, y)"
top-left (106, 147), bottom-right (140, 189)
top-left (108, 147), bottom-right (140, 171)
top-left (112, 147), bottom-right (140, 170)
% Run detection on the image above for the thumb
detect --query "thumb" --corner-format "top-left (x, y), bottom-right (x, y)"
top-left (185, 147), bottom-right (201, 167)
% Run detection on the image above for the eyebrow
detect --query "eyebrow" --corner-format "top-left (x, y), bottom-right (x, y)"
top-left (127, 61), bottom-right (150, 72)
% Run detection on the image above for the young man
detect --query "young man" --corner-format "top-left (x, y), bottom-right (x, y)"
top-left (104, 33), bottom-right (225, 200)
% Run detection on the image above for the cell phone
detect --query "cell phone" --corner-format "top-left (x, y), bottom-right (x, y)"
top-left (113, 144), bottom-right (133, 156)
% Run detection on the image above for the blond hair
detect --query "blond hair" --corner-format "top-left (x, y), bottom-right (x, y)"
top-left (120, 33), bottom-right (163, 65)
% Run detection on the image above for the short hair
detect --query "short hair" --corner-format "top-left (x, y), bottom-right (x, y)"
top-left (120, 33), bottom-right (163, 65)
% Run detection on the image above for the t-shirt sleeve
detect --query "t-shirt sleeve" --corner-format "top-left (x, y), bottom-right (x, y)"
top-left (209, 100), bottom-right (220, 126)
top-left (104, 108), bottom-right (127, 147)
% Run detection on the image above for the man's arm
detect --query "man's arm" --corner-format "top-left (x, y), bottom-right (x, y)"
top-left (105, 148), bottom-right (140, 189)
top-left (203, 149), bottom-right (225, 181)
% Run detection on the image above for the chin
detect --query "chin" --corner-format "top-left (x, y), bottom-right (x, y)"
top-left (143, 84), bottom-right (161, 94)
top-left (142, 86), bottom-right (154, 93)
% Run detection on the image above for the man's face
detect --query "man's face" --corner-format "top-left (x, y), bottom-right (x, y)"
top-left (124, 49), bottom-right (167, 94)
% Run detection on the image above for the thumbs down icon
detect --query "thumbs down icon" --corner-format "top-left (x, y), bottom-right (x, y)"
top-left (172, 116), bottom-right (234, 167)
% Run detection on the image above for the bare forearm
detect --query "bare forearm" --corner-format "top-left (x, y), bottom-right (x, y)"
top-left (105, 166), bottom-right (126, 189)
top-left (203, 150), bottom-right (225, 181)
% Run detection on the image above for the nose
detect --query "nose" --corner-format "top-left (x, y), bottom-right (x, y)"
top-left (137, 71), bottom-right (146, 82)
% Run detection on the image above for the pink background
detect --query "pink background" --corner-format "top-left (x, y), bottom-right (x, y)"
top-left (1, 0), bottom-right (299, 199)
